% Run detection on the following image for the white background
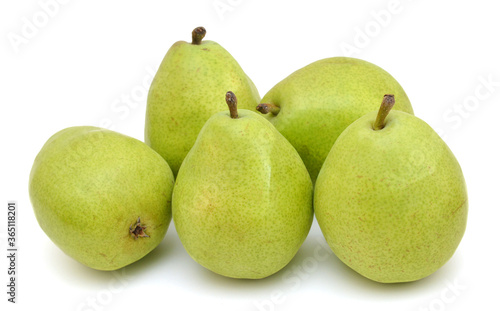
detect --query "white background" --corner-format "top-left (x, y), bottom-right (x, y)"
top-left (1, 0), bottom-right (499, 310)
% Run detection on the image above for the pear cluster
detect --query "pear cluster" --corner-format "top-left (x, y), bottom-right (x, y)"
top-left (29, 27), bottom-right (467, 283)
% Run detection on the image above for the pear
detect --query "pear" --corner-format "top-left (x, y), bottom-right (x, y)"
top-left (314, 95), bottom-right (468, 283)
top-left (257, 57), bottom-right (413, 182)
top-left (29, 126), bottom-right (175, 271)
top-left (145, 27), bottom-right (260, 175)
top-left (172, 92), bottom-right (313, 279)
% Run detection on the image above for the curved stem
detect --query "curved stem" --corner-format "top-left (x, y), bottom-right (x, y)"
top-left (373, 94), bottom-right (395, 130)
top-left (256, 103), bottom-right (281, 116)
top-left (226, 91), bottom-right (238, 119)
top-left (192, 27), bottom-right (206, 45)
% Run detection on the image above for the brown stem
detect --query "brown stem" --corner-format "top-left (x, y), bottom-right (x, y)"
top-left (373, 94), bottom-right (395, 130)
top-left (256, 103), bottom-right (280, 115)
top-left (192, 27), bottom-right (206, 45)
top-left (226, 91), bottom-right (238, 119)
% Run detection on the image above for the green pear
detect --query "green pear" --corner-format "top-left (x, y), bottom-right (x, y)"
top-left (172, 92), bottom-right (313, 279)
top-left (257, 57), bottom-right (414, 182)
top-left (145, 27), bottom-right (260, 175)
top-left (314, 95), bottom-right (468, 283)
top-left (29, 126), bottom-right (175, 271)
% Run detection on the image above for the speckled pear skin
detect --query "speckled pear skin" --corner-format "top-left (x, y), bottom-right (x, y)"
top-left (314, 110), bottom-right (468, 283)
top-left (145, 31), bottom-right (260, 176)
top-left (259, 57), bottom-right (413, 182)
top-left (172, 109), bottom-right (313, 279)
top-left (29, 126), bottom-right (175, 271)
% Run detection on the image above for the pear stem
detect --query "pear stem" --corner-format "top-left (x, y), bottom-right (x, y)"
top-left (373, 94), bottom-right (395, 130)
top-left (256, 103), bottom-right (281, 115)
top-left (226, 91), bottom-right (238, 119)
top-left (192, 27), bottom-right (206, 45)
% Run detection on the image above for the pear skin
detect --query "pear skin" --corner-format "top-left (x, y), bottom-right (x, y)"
top-left (314, 95), bottom-right (467, 283)
top-left (173, 92), bottom-right (313, 279)
top-left (29, 126), bottom-right (175, 270)
top-left (257, 57), bottom-right (413, 182)
top-left (145, 27), bottom-right (260, 175)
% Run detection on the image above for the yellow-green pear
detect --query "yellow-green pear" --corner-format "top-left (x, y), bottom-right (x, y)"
top-left (314, 95), bottom-right (468, 283)
top-left (257, 57), bottom-right (413, 182)
top-left (145, 27), bottom-right (260, 175)
top-left (29, 126), bottom-right (174, 270)
top-left (173, 92), bottom-right (313, 279)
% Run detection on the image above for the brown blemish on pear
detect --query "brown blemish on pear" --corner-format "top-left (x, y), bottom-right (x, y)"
top-left (130, 217), bottom-right (149, 240)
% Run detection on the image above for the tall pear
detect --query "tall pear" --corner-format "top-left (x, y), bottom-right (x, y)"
top-left (314, 95), bottom-right (468, 283)
top-left (145, 27), bottom-right (260, 175)
top-left (173, 92), bottom-right (313, 279)
top-left (257, 57), bottom-right (413, 182)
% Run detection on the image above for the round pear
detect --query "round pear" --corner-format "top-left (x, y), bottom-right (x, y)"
top-left (315, 95), bottom-right (467, 283)
top-left (257, 57), bottom-right (413, 182)
top-left (29, 126), bottom-right (174, 270)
